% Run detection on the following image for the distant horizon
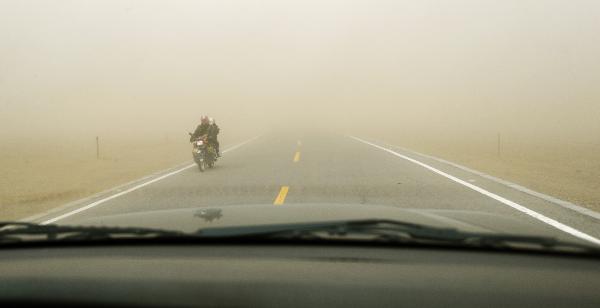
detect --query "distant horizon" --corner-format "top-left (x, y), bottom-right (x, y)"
top-left (1, 0), bottom-right (599, 143)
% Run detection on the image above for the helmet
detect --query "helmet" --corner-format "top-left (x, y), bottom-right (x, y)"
top-left (200, 115), bottom-right (209, 124)
top-left (209, 117), bottom-right (215, 125)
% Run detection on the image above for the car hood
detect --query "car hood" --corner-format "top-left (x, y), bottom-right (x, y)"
top-left (71, 203), bottom-right (550, 236)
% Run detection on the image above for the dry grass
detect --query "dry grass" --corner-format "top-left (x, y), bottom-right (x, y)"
top-left (0, 137), bottom-right (191, 220)
top-left (392, 134), bottom-right (600, 212)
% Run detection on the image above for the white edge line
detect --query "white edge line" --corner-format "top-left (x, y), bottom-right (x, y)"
top-left (20, 162), bottom-right (192, 222)
top-left (379, 141), bottom-right (600, 221)
top-left (40, 136), bottom-right (261, 225)
top-left (350, 136), bottom-right (600, 246)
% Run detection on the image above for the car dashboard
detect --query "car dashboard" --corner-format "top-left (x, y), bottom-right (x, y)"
top-left (0, 244), bottom-right (599, 307)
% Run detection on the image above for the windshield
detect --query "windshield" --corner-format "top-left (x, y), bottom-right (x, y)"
top-left (1, 0), bottom-right (599, 251)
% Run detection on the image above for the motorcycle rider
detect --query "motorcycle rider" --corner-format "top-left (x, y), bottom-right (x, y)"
top-left (208, 117), bottom-right (221, 157)
top-left (190, 115), bottom-right (210, 142)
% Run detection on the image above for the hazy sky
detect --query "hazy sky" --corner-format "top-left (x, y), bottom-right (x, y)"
top-left (1, 0), bottom-right (599, 140)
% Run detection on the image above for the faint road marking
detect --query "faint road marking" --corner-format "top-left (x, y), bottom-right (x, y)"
top-left (274, 186), bottom-right (290, 205)
top-left (40, 136), bottom-right (261, 225)
top-left (350, 136), bottom-right (600, 246)
top-left (293, 151), bottom-right (301, 163)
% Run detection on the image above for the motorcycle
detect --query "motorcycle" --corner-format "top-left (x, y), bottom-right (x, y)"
top-left (189, 133), bottom-right (217, 172)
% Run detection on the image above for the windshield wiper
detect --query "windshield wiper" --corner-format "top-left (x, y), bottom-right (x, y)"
top-left (196, 219), bottom-right (600, 254)
top-left (2, 220), bottom-right (597, 255)
top-left (0, 222), bottom-right (190, 244)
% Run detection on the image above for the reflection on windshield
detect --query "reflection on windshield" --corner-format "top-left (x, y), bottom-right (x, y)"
top-left (195, 209), bottom-right (223, 222)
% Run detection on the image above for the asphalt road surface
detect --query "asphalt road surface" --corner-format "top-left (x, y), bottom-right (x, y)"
top-left (30, 133), bottom-right (600, 245)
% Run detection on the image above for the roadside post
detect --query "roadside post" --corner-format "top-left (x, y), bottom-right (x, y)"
top-left (497, 133), bottom-right (501, 158)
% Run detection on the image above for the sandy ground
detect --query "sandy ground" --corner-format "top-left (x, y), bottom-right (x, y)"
top-left (0, 137), bottom-right (191, 220)
top-left (390, 134), bottom-right (600, 212)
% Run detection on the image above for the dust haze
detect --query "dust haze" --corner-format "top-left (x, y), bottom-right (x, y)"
top-left (1, 0), bottom-right (599, 144)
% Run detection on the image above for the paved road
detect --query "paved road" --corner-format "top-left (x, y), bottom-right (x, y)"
top-left (32, 133), bottom-right (600, 244)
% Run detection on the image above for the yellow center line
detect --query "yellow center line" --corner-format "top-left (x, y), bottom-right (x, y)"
top-left (293, 151), bottom-right (301, 163)
top-left (274, 186), bottom-right (289, 205)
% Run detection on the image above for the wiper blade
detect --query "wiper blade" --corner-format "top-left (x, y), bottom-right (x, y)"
top-left (2, 220), bottom-right (596, 254)
top-left (0, 222), bottom-right (188, 244)
top-left (197, 219), bottom-right (599, 253)
top-left (198, 219), bottom-right (451, 239)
